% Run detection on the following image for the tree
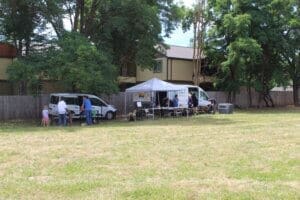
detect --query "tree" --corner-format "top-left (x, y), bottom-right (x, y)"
top-left (47, 32), bottom-right (119, 95)
top-left (205, 0), bottom-right (263, 104)
top-left (183, 0), bottom-right (207, 86)
top-left (279, 0), bottom-right (300, 106)
top-left (205, 0), bottom-right (295, 107)
top-left (0, 0), bottom-right (47, 56)
top-left (56, 0), bottom-right (184, 74)
top-left (3, 0), bottom-right (184, 94)
top-left (7, 32), bottom-right (118, 95)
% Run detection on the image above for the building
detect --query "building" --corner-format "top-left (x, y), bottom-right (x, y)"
top-left (120, 45), bottom-right (215, 91)
top-left (0, 43), bottom-right (215, 95)
top-left (0, 43), bottom-right (16, 95)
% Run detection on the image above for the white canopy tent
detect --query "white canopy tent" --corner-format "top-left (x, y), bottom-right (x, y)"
top-left (124, 78), bottom-right (184, 118)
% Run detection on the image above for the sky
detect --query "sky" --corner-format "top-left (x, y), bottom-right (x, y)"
top-left (163, 0), bottom-right (195, 47)
top-left (0, 0), bottom-right (196, 46)
top-left (62, 0), bottom-right (196, 47)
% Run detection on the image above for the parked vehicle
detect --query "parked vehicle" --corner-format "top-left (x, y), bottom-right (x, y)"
top-left (48, 93), bottom-right (117, 120)
top-left (169, 85), bottom-right (216, 112)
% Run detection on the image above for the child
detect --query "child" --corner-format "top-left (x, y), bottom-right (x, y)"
top-left (67, 109), bottom-right (73, 126)
top-left (42, 105), bottom-right (50, 127)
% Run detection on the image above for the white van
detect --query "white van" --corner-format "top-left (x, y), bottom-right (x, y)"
top-left (169, 85), bottom-right (215, 111)
top-left (48, 93), bottom-right (117, 120)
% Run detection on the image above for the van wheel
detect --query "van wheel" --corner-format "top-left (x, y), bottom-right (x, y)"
top-left (106, 111), bottom-right (114, 120)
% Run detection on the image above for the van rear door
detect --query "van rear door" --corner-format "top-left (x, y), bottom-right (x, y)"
top-left (49, 95), bottom-right (59, 116)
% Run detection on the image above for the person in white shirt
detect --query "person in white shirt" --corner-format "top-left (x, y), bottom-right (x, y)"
top-left (57, 98), bottom-right (67, 126)
top-left (41, 105), bottom-right (50, 127)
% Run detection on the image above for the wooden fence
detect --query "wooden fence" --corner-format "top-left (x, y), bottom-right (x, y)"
top-left (0, 91), bottom-right (295, 121)
top-left (0, 95), bottom-right (49, 121)
top-left (207, 91), bottom-right (294, 108)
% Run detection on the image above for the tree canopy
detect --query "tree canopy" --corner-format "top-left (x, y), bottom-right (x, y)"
top-left (1, 0), bottom-right (184, 95)
top-left (205, 0), bottom-right (300, 106)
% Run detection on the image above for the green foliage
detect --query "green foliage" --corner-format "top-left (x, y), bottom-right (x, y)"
top-left (49, 32), bottom-right (119, 94)
top-left (206, 0), bottom-right (298, 105)
top-left (7, 32), bottom-right (119, 95)
top-left (7, 52), bottom-right (49, 94)
top-left (2, 0), bottom-right (184, 95)
top-left (83, 0), bottom-right (184, 71)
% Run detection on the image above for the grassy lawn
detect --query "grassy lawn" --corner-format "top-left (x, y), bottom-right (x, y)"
top-left (0, 108), bottom-right (299, 200)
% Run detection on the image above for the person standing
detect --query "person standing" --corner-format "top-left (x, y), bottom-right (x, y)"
top-left (172, 94), bottom-right (179, 107)
top-left (82, 96), bottom-right (92, 125)
top-left (57, 98), bottom-right (67, 126)
top-left (192, 93), bottom-right (198, 107)
top-left (42, 105), bottom-right (50, 127)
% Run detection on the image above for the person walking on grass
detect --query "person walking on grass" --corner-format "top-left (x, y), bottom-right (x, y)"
top-left (82, 96), bottom-right (92, 125)
top-left (57, 98), bottom-right (67, 126)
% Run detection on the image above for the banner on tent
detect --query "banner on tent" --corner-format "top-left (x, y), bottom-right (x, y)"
top-left (133, 92), bottom-right (151, 102)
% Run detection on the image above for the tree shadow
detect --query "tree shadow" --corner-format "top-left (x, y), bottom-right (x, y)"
top-left (0, 115), bottom-right (236, 134)
top-left (237, 107), bottom-right (300, 115)
top-left (99, 114), bottom-right (236, 128)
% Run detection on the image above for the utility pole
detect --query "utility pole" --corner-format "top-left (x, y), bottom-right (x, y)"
top-left (192, 0), bottom-right (206, 86)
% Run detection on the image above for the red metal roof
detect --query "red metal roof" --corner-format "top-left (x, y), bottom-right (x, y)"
top-left (0, 43), bottom-right (17, 58)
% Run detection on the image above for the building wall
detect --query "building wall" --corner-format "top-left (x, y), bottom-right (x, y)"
top-left (169, 59), bottom-right (193, 82)
top-left (136, 57), bottom-right (167, 82)
top-left (0, 58), bottom-right (13, 80)
top-left (0, 58), bottom-right (14, 95)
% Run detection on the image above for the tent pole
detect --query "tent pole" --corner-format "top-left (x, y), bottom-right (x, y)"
top-left (152, 92), bottom-right (154, 120)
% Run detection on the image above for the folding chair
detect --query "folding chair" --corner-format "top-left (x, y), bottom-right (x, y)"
top-left (144, 109), bottom-right (154, 119)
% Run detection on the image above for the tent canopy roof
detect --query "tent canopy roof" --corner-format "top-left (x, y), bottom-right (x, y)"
top-left (125, 78), bottom-right (184, 93)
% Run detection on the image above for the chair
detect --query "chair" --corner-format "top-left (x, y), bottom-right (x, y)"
top-left (173, 108), bottom-right (183, 117)
top-left (144, 108), bottom-right (154, 119)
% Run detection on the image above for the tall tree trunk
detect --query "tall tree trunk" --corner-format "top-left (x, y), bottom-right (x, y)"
top-left (79, 0), bottom-right (85, 33)
top-left (257, 93), bottom-right (262, 108)
top-left (293, 79), bottom-right (300, 106)
top-left (73, 0), bottom-right (80, 31)
top-left (25, 39), bottom-right (30, 56)
top-left (227, 91), bottom-right (232, 103)
top-left (232, 91), bottom-right (236, 105)
top-left (84, 0), bottom-right (98, 36)
top-left (247, 84), bottom-right (252, 108)
top-left (17, 40), bottom-right (23, 56)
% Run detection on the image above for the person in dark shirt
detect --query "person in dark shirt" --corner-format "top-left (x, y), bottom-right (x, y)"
top-left (173, 94), bottom-right (179, 107)
top-left (192, 93), bottom-right (198, 107)
top-left (188, 93), bottom-right (193, 108)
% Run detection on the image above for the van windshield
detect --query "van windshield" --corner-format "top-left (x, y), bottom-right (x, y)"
top-left (200, 91), bottom-right (209, 100)
top-left (90, 98), bottom-right (106, 106)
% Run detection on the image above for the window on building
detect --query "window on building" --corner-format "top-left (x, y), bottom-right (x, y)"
top-left (153, 60), bottom-right (162, 73)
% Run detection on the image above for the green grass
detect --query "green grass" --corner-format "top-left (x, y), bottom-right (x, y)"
top-left (0, 108), bottom-right (299, 199)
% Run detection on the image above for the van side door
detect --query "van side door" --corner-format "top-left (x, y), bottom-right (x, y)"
top-left (64, 97), bottom-right (80, 116)
top-left (90, 98), bottom-right (106, 118)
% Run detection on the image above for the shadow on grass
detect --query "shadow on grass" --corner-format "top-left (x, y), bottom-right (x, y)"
top-left (0, 114), bottom-right (236, 134)
top-left (2, 107), bottom-right (298, 134)
top-left (237, 106), bottom-right (300, 114)
top-left (101, 115), bottom-right (236, 128)
top-left (0, 119), bottom-right (83, 134)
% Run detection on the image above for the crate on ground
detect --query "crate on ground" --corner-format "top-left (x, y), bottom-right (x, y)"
top-left (218, 103), bottom-right (234, 114)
